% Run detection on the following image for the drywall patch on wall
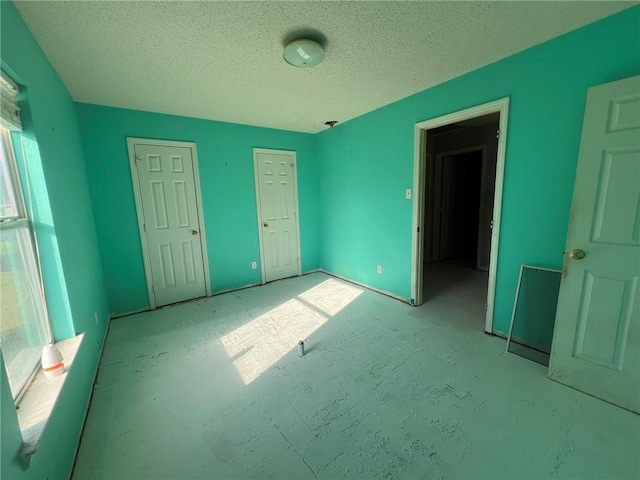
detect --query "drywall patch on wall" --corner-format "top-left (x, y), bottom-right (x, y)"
top-left (76, 104), bottom-right (319, 316)
top-left (316, 6), bottom-right (640, 334)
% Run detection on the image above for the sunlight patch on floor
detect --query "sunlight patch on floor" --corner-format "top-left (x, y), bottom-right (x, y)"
top-left (298, 278), bottom-right (363, 316)
top-left (220, 279), bottom-right (363, 384)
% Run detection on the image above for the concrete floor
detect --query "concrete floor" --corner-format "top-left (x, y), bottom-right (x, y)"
top-left (73, 269), bottom-right (639, 479)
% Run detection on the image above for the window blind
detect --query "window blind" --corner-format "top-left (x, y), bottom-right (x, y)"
top-left (0, 70), bottom-right (22, 131)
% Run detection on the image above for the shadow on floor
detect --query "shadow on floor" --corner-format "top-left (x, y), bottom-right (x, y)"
top-left (422, 259), bottom-right (488, 310)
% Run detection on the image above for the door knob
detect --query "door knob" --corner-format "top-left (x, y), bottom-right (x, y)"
top-left (192, 230), bottom-right (198, 236)
top-left (569, 249), bottom-right (585, 260)
top-left (263, 223), bottom-right (269, 228)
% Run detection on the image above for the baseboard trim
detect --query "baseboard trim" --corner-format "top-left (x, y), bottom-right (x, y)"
top-left (302, 268), bottom-right (323, 275)
top-left (110, 268), bottom-right (408, 321)
top-left (209, 281), bottom-right (263, 296)
top-left (111, 307), bottom-right (148, 319)
top-left (69, 316), bottom-right (111, 478)
top-left (110, 281), bottom-right (265, 320)
top-left (317, 269), bottom-right (411, 304)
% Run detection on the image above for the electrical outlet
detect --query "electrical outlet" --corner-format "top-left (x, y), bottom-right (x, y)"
top-left (405, 188), bottom-right (412, 199)
top-left (251, 261), bottom-right (257, 270)
top-left (94, 311), bottom-right (99, 325)
top-left (377, 265), bottom-right (382, 274)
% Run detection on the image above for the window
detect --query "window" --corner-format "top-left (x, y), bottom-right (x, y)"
top-left (0, 72), bottom-right (52, 400)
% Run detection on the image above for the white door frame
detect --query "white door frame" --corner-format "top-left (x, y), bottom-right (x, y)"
top-left (127, 137), bottom-right (212, 309)
top-left (432, 145), bottom-right (488, 270)
top-left (411, 98), bottom-right (510, 333)
top-left (253, 148), bottom-right (302, 284)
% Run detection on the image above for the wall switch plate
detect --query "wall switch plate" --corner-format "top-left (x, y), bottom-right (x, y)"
top-left (405, 188), bottom-right (412, 199)
top-left (251, 261), bottom-right (257, 270)
top-left (377, 265), bottom-right (382, 274)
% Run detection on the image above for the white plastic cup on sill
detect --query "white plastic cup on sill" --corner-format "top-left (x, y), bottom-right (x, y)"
top-left (41, 344), bottom-right (65, 378)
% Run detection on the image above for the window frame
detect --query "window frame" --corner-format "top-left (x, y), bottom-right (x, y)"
top-left (0, 126), bottom-right (53, 401)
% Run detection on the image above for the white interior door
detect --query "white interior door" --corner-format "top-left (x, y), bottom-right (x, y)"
top-left (131, 141), bottom-right (208, 307)
top-left (548, 75), bottom-right (640, 413)
top-left (253, 148), bottom-right (301, 283)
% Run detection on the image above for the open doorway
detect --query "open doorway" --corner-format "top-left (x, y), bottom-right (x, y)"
top-left (411, 99), bottom-right (509, 333)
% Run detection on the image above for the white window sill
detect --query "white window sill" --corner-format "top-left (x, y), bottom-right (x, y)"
top-left (16, 333), bottom-right (84, 470)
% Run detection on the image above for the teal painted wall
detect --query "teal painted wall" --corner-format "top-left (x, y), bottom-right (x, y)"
top-left (75, 104), bottom-right (319, 316)
top-left (1, 2), bottom-right (109, 479)
top-left (1, 351), bottom-right (23, 478)
top-left (0, 4), bottom-right (637, 478)
top-left (316, 6), bottom-right (640, 334)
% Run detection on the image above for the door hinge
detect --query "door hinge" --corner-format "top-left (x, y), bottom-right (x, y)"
top-left (143, 223), bottom-right (146, 232)
top-left (496, 129), bottom-right (500, 140)
top-left (490, 220), bottom-right (493, 230)
top-left (484, 303), bottom-right (488, 310)
top-left (417, 226), bottom-right (420, 233)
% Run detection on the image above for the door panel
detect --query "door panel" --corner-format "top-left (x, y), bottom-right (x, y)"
top-left (591, 150), bottom-right (639, 245)
top-left (254, 149), bottom-right (301, 283)
top-left (134, 143), bottom-right (207, 307)
top-left (549, 75), bottom-right (640, 413)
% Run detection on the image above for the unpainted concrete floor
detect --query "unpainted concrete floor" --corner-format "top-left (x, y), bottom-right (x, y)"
top-left (73, 269), bottom-right (639, 479)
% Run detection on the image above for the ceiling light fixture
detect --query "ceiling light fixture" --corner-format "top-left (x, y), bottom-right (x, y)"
top-left (283, 39), bottom-right (324, 68)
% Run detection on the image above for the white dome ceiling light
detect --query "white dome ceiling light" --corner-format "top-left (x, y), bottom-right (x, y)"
top-left (283, 39), bottom-right (325, 68)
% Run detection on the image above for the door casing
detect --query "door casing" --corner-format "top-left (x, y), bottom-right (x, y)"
top-left (253, 148), bottom-right (302, 284)
top-left (411, 97), bottom-right (510, 333)
top-left (127, 137), bottom-right (212, 309)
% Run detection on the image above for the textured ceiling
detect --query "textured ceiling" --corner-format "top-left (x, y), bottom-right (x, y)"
top-left (15, 1), bottom-right (636, 133)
